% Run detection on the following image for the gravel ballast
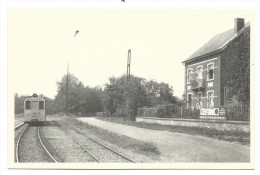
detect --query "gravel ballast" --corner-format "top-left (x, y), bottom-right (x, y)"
top-left (59, 123), bottom-right (132, 163)
top-left (40, 124), bottom-right (98, 162)
top-left (18, 126), bottom-right (54, 163)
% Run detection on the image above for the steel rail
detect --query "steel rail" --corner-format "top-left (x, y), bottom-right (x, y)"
top-left (15, 123), bottom-right (25, 130)
top-left (38, 126), bottom-right (58, 163)
top-left (15, 125), bottom-right (29, 163)
top-left (61, 122), bottom-right (136, 163)
top-left (57, 124), bottom-right (100, 162)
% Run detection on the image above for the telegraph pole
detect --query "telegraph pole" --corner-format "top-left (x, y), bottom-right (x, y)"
top-left (65, 63), bottom-right (69, 116)
top-left (65, 31), bottom-right (78, 116)
top-left (124, 49), bottom-right (131, 121)
top-left (127, 49), bottom-right (131, 79)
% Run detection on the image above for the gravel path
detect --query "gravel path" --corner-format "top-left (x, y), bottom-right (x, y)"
top-left (40, 124), bottom-right (98, 162)
top-left (78, 117), bottom-right (250, 162)
top-left (18, 126), bottom-right (53, 162)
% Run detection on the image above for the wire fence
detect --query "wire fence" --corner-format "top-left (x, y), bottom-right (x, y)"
top-left (137, 104), bottom-right (250, 121)
top-left (226, 104), bottom-right (250, 121)
top-left (96, 111), bottom-right (110, 117)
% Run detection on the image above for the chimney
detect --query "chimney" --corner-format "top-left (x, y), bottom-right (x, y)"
top-left (234, 18), bottom-right (245, 34)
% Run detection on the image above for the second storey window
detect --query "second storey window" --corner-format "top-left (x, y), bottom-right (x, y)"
top-left (197, 66), bottom-right (203, 80)
top-left (207, 63), bottom-right (214, 80)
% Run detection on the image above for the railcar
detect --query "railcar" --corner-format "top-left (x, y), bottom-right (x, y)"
top-left (24, 93), bottom-right (46, 124)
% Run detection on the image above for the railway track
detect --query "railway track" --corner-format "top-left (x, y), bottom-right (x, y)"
top-left (15, 123), bottom-right (25, 130)
top-left (15, 125), bottom-right (58, 163)
top-left (40, 122), bottom-right (99, 162)
top-left (57, 122), bottom-right (136, 163)
top-left (38, 126), bottom-right (58, 163)
top-left (57, 124), bottom-right (100, 162)
top-left (15, 121), bottom-right (136, 163)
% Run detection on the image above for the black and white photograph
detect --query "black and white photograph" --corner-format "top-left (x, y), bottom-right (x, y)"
top-left (1, 0), bottom-right (259, 173)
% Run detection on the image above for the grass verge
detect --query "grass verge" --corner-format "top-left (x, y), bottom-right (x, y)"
top-left (14, 113), bottom-right (24, 126)
top-left (97, 116), bottom-right (250, 146)
top-left (51, 115), bottom-right (160, 162)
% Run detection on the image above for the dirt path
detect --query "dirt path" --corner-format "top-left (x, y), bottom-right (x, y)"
top-left (78, 117), bottom-right (250, 162)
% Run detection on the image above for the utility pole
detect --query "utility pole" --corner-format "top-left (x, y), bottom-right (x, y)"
top-left (127, 49), bottom-right (131, 79)
top-left (124, 49), bottom-right (131, 121)
top-left (65, 63), bottom-right (69, 116)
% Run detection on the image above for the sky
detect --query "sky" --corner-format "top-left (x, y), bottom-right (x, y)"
top-left (8, 9), bottom-right (253, 99)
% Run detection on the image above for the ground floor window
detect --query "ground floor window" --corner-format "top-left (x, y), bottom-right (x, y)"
top-left (207, 91), bottom-right (214, 108)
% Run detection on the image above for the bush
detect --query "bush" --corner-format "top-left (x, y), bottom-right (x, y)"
top-left (138, 105), bottom-right (200, 119)
top-left (226, 105), bottom-right (250, 121)
top-left (126, 97), bottom-right (137, 121)
top-left (96, 111), bottom-right (110, 117)
top-left (181, 108), bottom-right (200, 119)
top-left (114, 107), bottom-right (125, 117)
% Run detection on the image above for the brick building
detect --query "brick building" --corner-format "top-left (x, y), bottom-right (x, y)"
top-left (183, 18), bottom-right (250, 110)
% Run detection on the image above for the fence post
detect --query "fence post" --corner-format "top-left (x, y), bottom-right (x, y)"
top-left (181, 106), bottom-right (183, 118)
top-left (240, 104), bottom-right (243, 119)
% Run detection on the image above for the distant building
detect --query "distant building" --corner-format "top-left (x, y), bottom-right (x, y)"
top-left (183, 18), bottom-right (250, 109)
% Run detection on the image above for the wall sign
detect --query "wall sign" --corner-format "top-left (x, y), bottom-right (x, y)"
top-left (200, 108), bottom-right (226, 120)
top-left (200, 108), bottom-right (220, 116)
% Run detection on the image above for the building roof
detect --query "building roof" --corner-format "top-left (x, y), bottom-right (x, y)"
top-left (183, 22), bottom-right (250, 64)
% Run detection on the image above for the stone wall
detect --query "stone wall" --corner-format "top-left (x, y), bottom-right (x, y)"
top-left (136, 117), bottom-right (250, 133)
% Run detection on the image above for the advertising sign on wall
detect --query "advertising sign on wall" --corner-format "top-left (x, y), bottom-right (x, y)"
top-left (200, 108), bottom-right (220, 116)
top-left (200, 108), bottom-right (226, 120)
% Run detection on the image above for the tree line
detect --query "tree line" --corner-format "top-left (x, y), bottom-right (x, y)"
top-left (15, 73), bottom-right (183, 120)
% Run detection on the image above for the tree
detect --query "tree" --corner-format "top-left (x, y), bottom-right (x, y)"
top-left (103, 76), bottom-right (126, 115)
top-left (157, 82), bottom-right (177, 105)
top-left (103, 75), bottom-right (147, 119)
top-left (55, 73), bottom-right (103, 115)
top-left (124, 75), bottom-right (147, 120)
top-left (45, 97), bottom-right (59, 115)
top-left (225, 27), bottom-right (250, 106)
top-left (55, 73), bottom-right (83, 113)
top-left (15, 95), bottom-right (25, 114)
top-left (54, 73), bottom-right (179, 118)
top-left (143, 80), bottom-right (160, 106)
top-left (144, 80), bottom-right (177, 106)
top-left (103, 74), bottom-right (178, 120)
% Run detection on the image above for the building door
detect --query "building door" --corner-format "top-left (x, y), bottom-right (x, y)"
top-left (187, 94), bottom-right (192, 109)
top-left (196, 92), bottom-right (202, 109)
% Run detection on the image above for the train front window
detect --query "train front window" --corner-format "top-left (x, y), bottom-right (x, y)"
top-left (31, 101), bottom-right (38, 110)
top-left (39, 101), bottom-right (44, 109)
top-left (25, 101), bottom-right (30, 109)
